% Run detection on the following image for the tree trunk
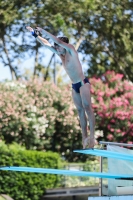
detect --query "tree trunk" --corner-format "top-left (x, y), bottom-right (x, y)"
top-left (2, 36), bottom-right (18, 80)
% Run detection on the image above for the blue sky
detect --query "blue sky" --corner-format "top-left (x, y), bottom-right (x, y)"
top-left (0, 51), bottom-right (88, 82)
top-left (0, 50), bottom-right (55, 81)
top-left (0, 62), bottom-right (12, 81)
top-left (0, 58), bottom-right (30, 81)
top-left (0, 29), bottom-right (89, 82)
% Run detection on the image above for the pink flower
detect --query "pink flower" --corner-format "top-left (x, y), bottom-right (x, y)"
top-left (107, 125), bottom-right (111, 129)
top-left (98, 91), bottom-right (104, 96)
top-left (128, 141), bottom-right (133, 144)
top-left (110, 128), bottom-right (114, 132)
top-left (110, 119), bottom-right (115, 123)
top-left (107, 134), bottom-right (113, 140)
top-left (116, 129), bottom-right (121, 133)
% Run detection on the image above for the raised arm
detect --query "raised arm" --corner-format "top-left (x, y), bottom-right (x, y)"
top-left (36, 36), bottom-right (58, 54)
top-left (26, 26), bottom-right (58, 54)
top-left (36, 27), bottom-right (75, 53)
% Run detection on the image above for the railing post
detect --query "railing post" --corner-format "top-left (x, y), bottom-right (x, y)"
top-left (99, 156), bottom-right (102, 196)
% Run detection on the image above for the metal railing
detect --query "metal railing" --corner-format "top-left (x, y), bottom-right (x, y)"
top-left (99, 141), bottom-right (133, 147)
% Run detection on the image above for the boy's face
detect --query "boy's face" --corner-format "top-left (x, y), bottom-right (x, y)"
top-left (55, 44), bottom-right (66, 55)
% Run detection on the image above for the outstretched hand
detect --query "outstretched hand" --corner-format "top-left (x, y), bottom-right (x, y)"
top-left (26, 26), bottom-right (40, 38)
top-left (36, 27), bottom-right (42, 33)
top-left (26, 26), bottom-right (34, 32)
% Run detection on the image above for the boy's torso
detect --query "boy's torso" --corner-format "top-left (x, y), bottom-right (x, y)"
top-left (59, 50), bottom-right (84, 83)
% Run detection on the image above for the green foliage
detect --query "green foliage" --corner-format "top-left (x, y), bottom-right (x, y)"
top-left (1, 71), bottom-right (133, 161)
top-left (0, 80), bottom-right (87, 162)
top-left (0, 0), bottom-right (96, 80)
top-left (1, 0), bottom-right (133, 81)
top-left (80, 0), bottom-right (133, 81)
top-left (63, 160), bottom-right (101, 187)
top-left (0, 0), bottom-right (38, 79)
top-left (0, 142), bottom-right (63, 200)
top-left (83, 159), bottom-right (99, 172)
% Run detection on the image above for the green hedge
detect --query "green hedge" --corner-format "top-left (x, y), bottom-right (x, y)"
top-left (0, 143), bottom-right (63, 200)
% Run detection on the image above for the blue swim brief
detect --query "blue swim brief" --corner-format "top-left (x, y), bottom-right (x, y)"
top-left (72, 77), bottom-right (90, 93)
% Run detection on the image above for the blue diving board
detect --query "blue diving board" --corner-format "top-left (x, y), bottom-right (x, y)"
top-left (0, 166), bottom-right (133, 179)
top-left (73, 149), bottom-right (133, 162)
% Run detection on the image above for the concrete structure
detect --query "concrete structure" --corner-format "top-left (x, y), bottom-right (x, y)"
top-left (89, 196), bottom-right (133, 200)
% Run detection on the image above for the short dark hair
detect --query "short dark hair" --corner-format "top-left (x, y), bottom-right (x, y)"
top-left (54, 36), bottom-right (69, 46)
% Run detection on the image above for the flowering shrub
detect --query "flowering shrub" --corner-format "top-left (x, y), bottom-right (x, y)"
top-left (90, 71), bottom-right (133, 144)
top-left (1, 71), bottom-right (131, 161)
top-left (0, 79), bottom-right (82, 161)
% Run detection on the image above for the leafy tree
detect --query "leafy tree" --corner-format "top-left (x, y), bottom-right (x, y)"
top-left (0, 0), bottom-right (95, 81)
top-left (0, 0), bottom-right (44, 80)
top-left (1, 0), bottom-right (133, 81)
top-left (79, 0), bottom-right (133, 81)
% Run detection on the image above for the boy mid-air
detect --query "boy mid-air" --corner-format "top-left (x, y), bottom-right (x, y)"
top-left (26, 26), bottom-right (95, 149)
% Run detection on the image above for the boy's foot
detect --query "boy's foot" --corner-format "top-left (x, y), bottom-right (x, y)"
top-left (83, 136), bottom-right (95, 149)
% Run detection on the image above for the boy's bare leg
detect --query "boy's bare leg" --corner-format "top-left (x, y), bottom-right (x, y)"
top-left (80, 83), bottom-right (95, 148)
top-left (72, 89), bottom-right (89, 149)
